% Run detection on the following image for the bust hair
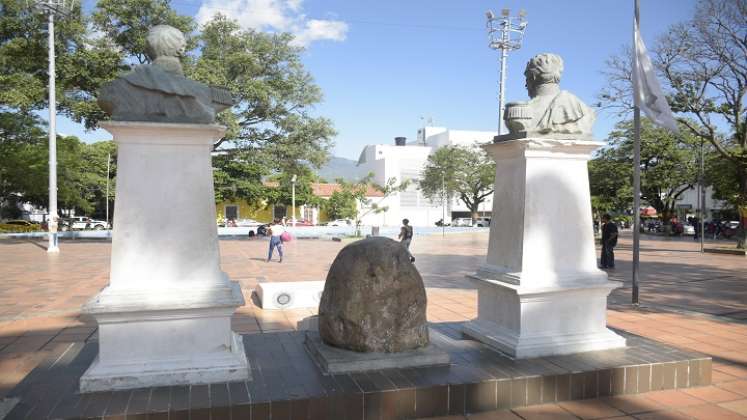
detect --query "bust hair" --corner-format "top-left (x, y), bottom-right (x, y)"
top-left (146, 25), bottom-right (186, 60)
top-left (524, 53), bottom-right (564, 85)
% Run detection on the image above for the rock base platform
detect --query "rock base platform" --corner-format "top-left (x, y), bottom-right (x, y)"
top-left (4, 324), bottom-right (711, 420)
top-left (304, 330), bottom-right (450, 374)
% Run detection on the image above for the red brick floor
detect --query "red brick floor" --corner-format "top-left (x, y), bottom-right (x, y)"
top-left (1, 232), bottom-right (746, 419)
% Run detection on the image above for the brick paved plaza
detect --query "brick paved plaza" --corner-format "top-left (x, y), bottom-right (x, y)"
top-left (1, 231), bottom-right (746, 419)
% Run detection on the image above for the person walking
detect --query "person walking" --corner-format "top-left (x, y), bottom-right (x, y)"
top-left (600, 214), bottom-right (618, 269)
top-left (267, 218), bottom-right (285, 263)
top-left (398, 218), bottom-right (415, 263)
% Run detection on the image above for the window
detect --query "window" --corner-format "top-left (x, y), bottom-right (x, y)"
top-left (225, 205), bottom-right (238, 220)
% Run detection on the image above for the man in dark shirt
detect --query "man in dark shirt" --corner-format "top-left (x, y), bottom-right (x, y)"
top-left (600, 214), bottom-right (618, 269)
top-left (398, 218), bottom-right (415, 263)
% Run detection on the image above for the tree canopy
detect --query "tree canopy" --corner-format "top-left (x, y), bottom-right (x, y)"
top-left (0, 0), bottom-right (336, 215)
top-left (600, 0), bottom-right (747, 222)
top-left (590, 118), bottom-right (701, 223)
top-left (419, 145), bottom-right (495, 221)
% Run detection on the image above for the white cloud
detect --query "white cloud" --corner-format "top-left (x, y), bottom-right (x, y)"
top-left (196, 0), bottom-right (348, 47)
top-left (290, 19), bottom-right (348, 47)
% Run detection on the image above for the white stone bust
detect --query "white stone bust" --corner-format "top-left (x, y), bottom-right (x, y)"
top-left (145, 25), bottom-right (187, 75)
top-left (505, 53), bottom-right (595, 137)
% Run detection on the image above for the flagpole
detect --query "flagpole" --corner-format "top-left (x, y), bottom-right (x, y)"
top-left (632, 0), bottom-right (641, 306)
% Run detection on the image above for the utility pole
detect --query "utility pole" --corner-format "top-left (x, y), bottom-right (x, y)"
top-left (632, 0), bottom-right (641, 306)
top-left (33, 0), bottom-right (76, 253)
top-left (291, 174), bottom-right (297, 227)
top-left (441, 171), bottom-right (446, 238)
top-left (106, 152), bottom-right (111, 228)
top-left (486, 8), bottom-right (528, 135)
top-left (700, 138), bottom-right (705, 251)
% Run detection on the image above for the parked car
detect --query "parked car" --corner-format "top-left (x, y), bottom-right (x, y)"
top-left (290, 219), bottom-right (314, 226)
top-left (233, 218), bottom-right (262, 227)
top-left (452, 217), bottom-right (474, 227)
top-left (475, 217), bottom-right (491, 227)
top-left (63, 216), bottom-right (110, 230)
top-left (326, 219), bottom-right (352, 226)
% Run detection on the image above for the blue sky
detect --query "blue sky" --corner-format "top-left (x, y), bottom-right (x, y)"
top-left (59, 0), bottom-right (696, 160)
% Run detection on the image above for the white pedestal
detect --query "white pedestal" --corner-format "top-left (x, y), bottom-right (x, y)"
top-left (256, 281), bottom-right (325, 310)
top-left (80, 122), bottom-right (249, 392)
top-left (463, 137), bottom-right (626, 358)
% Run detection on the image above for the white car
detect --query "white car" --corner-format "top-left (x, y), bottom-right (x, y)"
top-left (327, 219), bottom-right (352, 226)
top-left (65, 216), bottom-right (110, 230)
top-left (233, 218), bottom-right (262, 227)
top-left (683, 224), bottom-right (695, 235)
top-left (475, 217), bottom-right (491, 227)
top-left (452, 217), bottom-right (474, 227)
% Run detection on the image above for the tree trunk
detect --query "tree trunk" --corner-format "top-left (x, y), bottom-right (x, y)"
top-left (470, 208), bottom-right (479, 225)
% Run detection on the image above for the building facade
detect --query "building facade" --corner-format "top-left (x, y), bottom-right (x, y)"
top-left (355, 127), bottom-right (496, 227)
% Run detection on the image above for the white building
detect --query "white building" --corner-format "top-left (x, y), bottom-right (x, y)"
top-left (355, 127), bottom-right (496, 227)
top-left (674, 185), bottom-right (732, 220)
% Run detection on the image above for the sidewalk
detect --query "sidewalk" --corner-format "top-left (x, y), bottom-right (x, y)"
top-left (1, 232), bottom-right (746, 418)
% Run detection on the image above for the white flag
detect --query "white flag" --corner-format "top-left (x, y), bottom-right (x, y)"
top-left (633, 18), bottom-right (679, 132)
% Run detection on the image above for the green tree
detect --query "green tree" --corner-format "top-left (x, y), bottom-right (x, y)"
top-left (588, 150), bottom-right (634, 220)
top-left (0, 0), bottom-right (123, 127)
top-left (419, 145), bottom-right (495, 223)
top-left (328, 174), bottom-right (409, 235)
top-left (0, 112), bottom-right (47, 218)
top-left (91, 0), bottom-right (195, 65)
top-left (600, 0), bottom-right (747, 228)
top-left (323, 190), bottom-right (357, 220)
top-left (193, 15), bottom-right (335, 179)
top-left (264, 168), bottom-right (322, 219)
top-left (598, 119), bottom-right (700, 224)
top-left (0, 115), bottom-right (116, 217)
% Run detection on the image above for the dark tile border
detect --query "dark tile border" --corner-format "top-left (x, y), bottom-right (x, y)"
top-left (6, 329), bottom-right (711, 419)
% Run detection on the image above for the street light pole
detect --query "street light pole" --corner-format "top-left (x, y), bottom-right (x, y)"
top-left (486, 8), bottom-right (528, 135)
top-left (33, 0), bottom-right (75, 253)
top-left (106, 152), bottom-right (111, 228)
top-left (441, 171), bottom-right (446, 238)
top-left (47, 10), bottom-right (59, 253)
top-left (291, 174), bottom-right (297, 227)
top-left (700, 138), bottom-right (705, 251)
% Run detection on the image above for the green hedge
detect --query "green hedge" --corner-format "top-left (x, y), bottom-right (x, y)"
top-left (0, 224), bottom-right (43, 233)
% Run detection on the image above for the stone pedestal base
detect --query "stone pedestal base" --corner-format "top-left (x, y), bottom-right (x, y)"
top-left (304, 331), bottom-right (449, 374)
top-left (80, 282), bottom-right (249, 392)
top-left (79, 121), bottom-right (250, 392)
top-left (463, 274), bottom-right (625, 358)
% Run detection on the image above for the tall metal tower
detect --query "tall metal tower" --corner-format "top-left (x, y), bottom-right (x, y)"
top-left (30, 0), bottom-right (76, 253)
top-left (486, 8), bottom-right (528, 135)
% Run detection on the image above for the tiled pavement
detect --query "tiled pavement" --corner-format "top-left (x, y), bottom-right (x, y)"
top-left (0, 232), bottom-right (746, 419)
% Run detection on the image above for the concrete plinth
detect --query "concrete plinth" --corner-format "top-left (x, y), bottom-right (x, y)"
top-left (463, 137), bottom-right (625, 358)
top-left (304, 331), bottom-right (450, 374)
top-left (80, 122), bottom-right (249, 392)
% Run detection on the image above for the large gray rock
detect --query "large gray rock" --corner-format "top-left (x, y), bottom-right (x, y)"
top-left (319, 237), bottom-right (429, 353)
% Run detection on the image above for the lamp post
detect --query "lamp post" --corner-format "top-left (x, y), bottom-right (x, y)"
top-left (291, 174), bottom-right (297, 227)
top-left (486, 8), bottom-right (528, 135)
top-left (106, 152), bottom-right (111, 228)
top-left (32, 0), bottom-right (76, 253)
top-left (441, 171), bottom-right (446, 238)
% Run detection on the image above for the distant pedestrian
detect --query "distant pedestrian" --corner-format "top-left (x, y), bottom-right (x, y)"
top-left (600, 214), bottom-right (618, 269)
top-left (267, 218), bottom-right (285, 263)
top-left (398, 218), bottom-right (415, 263)
top-left (693, 217), bottom-right (700, 241)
